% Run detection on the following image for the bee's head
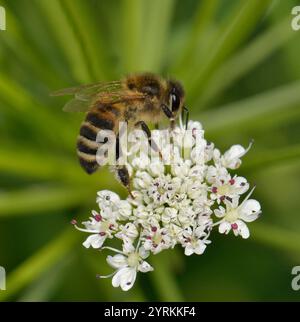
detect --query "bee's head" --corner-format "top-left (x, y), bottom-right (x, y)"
top-left (167, 80), bottom-right (185, 117)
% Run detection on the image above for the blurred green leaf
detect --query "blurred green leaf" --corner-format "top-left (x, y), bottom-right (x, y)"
top-left (0, 186), bottom-right (93, 217)
top-left (0, 229), bottom-right (78, 301)
top-left (252, 223), bottom-right (300, 256)
top-left (187, 0), bottom-right (272, 100)
top-left (0, 4), bottom-right (64, 86)
top-left (138, 0), bottom-right (174, 72)
top-left (172, 0), bottom-right (218, 74)
top-left (197, 17), bottom-right (296, 108)
top-left (0, 148), bottom-right (79, 182)
top-left (121, 0), bottom-right (145, 72)
top-left (201, 81), bottom-right (300, 135)
top-left (244, 144), bottom-right (300, 173)
top-left (0, 73), bottom-right (75, 150)
top-left (35, 0), bottom-right (91, 82)
top-left (18, 253), bottom-right (73, 301)
top-left (61, 0), bottom-right (110, 80)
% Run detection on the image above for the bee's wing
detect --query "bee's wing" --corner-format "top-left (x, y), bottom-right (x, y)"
top-left (96, 91), bottom-right (147, 104)
top-left (62, 98), bottom-right (92, 112)
top-left (51, 81), bottom-right (122, 97)
top-left (61, 91), bottom-right (147, 113)
top-left (51, 81), bottom-right (124, 113)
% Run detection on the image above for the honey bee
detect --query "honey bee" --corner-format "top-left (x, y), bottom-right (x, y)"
top-left (51, 73), bottom-right (187, 195)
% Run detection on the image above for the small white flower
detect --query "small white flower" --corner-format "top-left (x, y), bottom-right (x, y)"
top-left (74, 211), bottom-right (116, 249)
top-left (171, 159), bottom-right (192, 178)
top-left (96, 190), bottom-right (120, 206)
top-left (101, 243), bottom-right (153, 291)
top-left (196, 214), bottom-right (213, 230)
top-left (219, 142), bottom-right (253, 169)
top-left (186, 180), bottom-right (207, 199)
top-left (148, 161), bottom-right (165, 177)
top-left (206, 165), bottom-right (228, 185)
top-left (161, 207), bottom-right (178, 224)
top-left (133, 171), bottom-right (153, 189)
top-left (143, 226), bottom-right (172, 254)
top-left (181, 227), bottom-right (211, 256)
top-left (116, 200), bottom-right (132, 220)
top-left (214, 188), bottom-right (261, 239)
top-left (115, 223), bottom-right (139, 241)
top-left (146, 175), bottom-right (181, 205)
top-left (188, 165), bottom-right (205, 180)
top-left (210, 175), bottom-right (249, 203)
top-left (177, 206), bottom-right (195, 227)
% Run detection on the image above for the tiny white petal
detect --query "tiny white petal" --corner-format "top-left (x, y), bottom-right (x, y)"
top-left (117, 200), bottom-right (132, 219)
top-left (187, 120), bottom-right (203, 131)
top-left (236, 220), bottom-right (250, 239)
top-left (214, 206), bottom-right (225, 218)
top-left (222, 145), bottom-right (247, 169)
top-left (107, 254), bottom-right (127, 269)
top-left (184, 244), bottom-right (194, 256)
top-left (112, 267), bottom-right (136, 291)
top-left (219, 221), bottom-right (231, 235)
top-left (225, 145), bottom-right (245, 159)
top-left (233, 177), bottom-right (249, 194)
top-left (138, 261), bottom-right (153, 273)
top-left (138, 246), bottom-right (150, 259)
top-left (82, 234), bottom-right (106, 249)
top-left (120, 267), bottom-right (137, 291)
top-left (148, 162), bottom-right (165, 177)
top-left (239, 199), bottom-right (261, 222)
top-left (194, 240), bottom-right (207, 255)
top-left (122, 238), bottom-right (135, 254)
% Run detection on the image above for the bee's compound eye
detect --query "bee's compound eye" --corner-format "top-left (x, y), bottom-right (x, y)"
top-left (171, 93), bottom-right (180, 111)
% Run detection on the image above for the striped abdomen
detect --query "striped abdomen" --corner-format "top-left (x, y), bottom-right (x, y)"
top-left (77, 103), bottom-right (121, 174)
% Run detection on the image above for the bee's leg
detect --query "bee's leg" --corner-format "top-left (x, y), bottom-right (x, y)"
top-left (115, 132), bottom-right (121, 161)
top-left (115, 121), bottom-right (128, 164)
top-left (117, 165), bottom-right (134, 199)
top-left (161, 104), bottom-right (175, 129)
top-left (135, 121), bottom-right (162, 159)
top-left (115, 131), bottom-right (134, 198)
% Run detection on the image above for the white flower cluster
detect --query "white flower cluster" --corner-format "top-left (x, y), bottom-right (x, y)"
top-left (72, 120), bottom-right (261, 291)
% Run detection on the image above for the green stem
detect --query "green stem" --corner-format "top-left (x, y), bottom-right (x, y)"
top-left (150, 252), bottom-right (184, 302)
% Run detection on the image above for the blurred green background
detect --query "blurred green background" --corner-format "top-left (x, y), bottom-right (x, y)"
top-left (0, 0), bottom-right (300, 301)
